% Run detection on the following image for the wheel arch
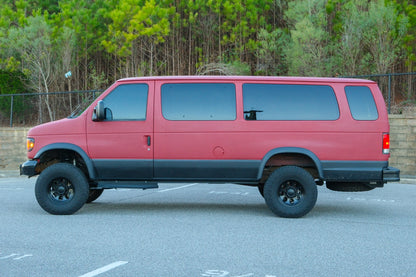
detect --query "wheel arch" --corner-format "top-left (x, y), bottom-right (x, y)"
top-left (257, 147), bottom-right (324, 180)
top-left (34, 143), bottom-right (96, 180)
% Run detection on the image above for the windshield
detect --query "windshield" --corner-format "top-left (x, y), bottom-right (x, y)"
top-left (68, 93), bottom-right (98, 118)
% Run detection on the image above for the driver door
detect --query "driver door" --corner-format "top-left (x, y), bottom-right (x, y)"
top-left (86, 82), bottom-right (154, 180)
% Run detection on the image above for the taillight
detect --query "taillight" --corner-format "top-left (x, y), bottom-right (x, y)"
top-left (27, 138), bottom-right (35, 152)
top-left (382, 133), bottom-right (390, 154)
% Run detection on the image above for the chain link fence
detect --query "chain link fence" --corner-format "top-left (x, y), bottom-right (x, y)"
top-left (1, 73), bottom-right (416, 126)
top-left (341, 72), bottom-right (416, 114)
top-left (0, 90), bottom-right (103, 127)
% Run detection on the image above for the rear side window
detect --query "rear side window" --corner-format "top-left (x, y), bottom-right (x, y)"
top-left (103, 83), bottom-right (148, 121)
top-left (345, 86), bottom-right (378, 120)
top-left (161, 83), bottom-right (236, 120)
top-left (243, 84), bottom-right (339, 120)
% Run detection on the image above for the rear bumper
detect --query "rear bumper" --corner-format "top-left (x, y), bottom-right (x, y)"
top-left (20, 160), bottom-right (38, 177)
top-left (383, 166), bottom-right (400, 182)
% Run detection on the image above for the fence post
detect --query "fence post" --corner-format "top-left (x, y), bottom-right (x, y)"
top-left (9, 95), bottom-right (14, 127)
top-left (388, 74), bottom-right (391, 114)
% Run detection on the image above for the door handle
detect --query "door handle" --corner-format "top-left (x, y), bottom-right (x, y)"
top-left (146, 135), bottom-right (151, 146)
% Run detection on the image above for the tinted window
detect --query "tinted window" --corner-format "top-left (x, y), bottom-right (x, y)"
top-left (103, 84), bottom-right (148, 120)
top-left (243, 84), bottom-right (339, 120)
top-left (161, 83), bottom-right (236, 120)
top-left (345, 86), bottom-right (378, 120)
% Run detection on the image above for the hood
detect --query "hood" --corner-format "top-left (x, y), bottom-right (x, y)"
top-left (28, 116), bottom-right (85, 136)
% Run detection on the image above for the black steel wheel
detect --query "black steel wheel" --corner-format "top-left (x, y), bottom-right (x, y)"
top-left (86, 189), bottom-right (104, 203)
top-left (264, 166), bottom-right (317, 218)
top-left (35, 163), bottom-right (89, 215)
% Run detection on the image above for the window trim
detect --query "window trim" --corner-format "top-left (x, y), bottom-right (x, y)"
top-left (345, 85), bottom-right (379, 121)
top-left (242, 83), bottom-right (340, 121)
top-left (102, 83), bottom-right (149, 121)
top-left (161, 82), bottom-right (237, 121)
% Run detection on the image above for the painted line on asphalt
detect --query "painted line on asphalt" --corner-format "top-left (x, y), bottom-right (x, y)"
top-left (78, 261), bottom-right (128, 277)
top-left (0, 254), bottom-right (19, 259)
top-left (13, 254), bottom-right (33, 260)
top-left (158, 183), bottom-right (198, 193)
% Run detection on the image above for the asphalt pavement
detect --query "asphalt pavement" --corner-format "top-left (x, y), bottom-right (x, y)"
top-left (0, 176), bottom-right (415, 277)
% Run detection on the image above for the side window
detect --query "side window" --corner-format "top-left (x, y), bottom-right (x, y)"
top-left (345, 86), bottom-right (378, 120)
top-left (161, 83), bottom-right (236, 120)
top-left (102, 84), bottom-right (148, 121)
top-left (243, 84), bottom-right (339, 120)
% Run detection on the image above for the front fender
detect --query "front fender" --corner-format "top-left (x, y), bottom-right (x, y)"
top-left (34, 143), bottom-right (96, 179)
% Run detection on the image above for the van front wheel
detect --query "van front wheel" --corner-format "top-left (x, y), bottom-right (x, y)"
top-left (264, 166), bottom-right (317, 218)
top-left (86, 189), bottom-right (104, 203)
top-left (35, 163), bottom-right (89, 215)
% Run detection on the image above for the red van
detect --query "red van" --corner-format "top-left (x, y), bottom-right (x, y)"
top-left (20, 76), bottom-right (400, 217)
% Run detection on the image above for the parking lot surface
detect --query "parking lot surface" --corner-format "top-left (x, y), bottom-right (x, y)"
top-left (1, 177), bottom-right (415, 276)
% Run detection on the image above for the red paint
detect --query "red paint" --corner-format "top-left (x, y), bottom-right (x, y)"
top-left (27, 76), bottom-right (390, 164)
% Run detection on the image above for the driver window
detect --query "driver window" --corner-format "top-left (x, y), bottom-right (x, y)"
top-left (102, 83), bottom-right (148, 121)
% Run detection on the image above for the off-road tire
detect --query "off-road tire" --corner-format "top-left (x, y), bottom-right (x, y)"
top-left (264, 166), bottom-right (317, 218)
top-left (35, 163), bottom-right (89, 215)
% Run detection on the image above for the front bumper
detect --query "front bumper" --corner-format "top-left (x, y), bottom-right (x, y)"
top-left (383, 166), bottom-right (400, 182)
top-left (20, 160), bottom-right (39, 177)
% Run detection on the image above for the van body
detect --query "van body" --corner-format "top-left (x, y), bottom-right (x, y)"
top-left (20, 76), bottom-right (400, 217)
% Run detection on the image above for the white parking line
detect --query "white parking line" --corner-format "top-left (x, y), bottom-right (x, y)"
top-left (13, 254), bottom-right (33, 260)
top-left (158, 183), bottom-right (198, 193)
top-left (78, 261), bottom-right (128, 277)
top-left (0, 254), bottom-right (19, 259)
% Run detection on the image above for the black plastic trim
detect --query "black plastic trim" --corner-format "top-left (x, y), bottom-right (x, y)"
top-left (321, 161), bottom-right (388, 182)
top-left (34, 143), bottom-right (97, 179)
top-left (257, 147), bottom-right (324, 179)
top-left (383, 166), bottom-right (400, 182)
top-left (93, 159), bottom-right (153, 180)
top-left (96, 181), bottom-right (158, 189)
top-left (154, 159), bottom-right (260, 181)
top-left (20, 160), bottom-right (38, 176)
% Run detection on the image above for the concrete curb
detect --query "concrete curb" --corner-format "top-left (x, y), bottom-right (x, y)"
top-left (399, 178), bottom-right (416, 184)
top-left (0, 170), bottom-right (23, 178)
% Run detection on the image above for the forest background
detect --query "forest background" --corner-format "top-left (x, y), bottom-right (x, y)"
top-left (1, 0), bottom-right (416, 125)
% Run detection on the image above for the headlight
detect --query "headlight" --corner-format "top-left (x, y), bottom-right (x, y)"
top-left (27, 138), bottom-right (35, 152)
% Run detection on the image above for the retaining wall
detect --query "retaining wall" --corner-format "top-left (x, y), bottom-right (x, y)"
top-left (389, 115), bottom-right (416, 177)
top-left (0, 127), bottom-right (30, 170)
top-left (0, 117), bottom-right (415, 176)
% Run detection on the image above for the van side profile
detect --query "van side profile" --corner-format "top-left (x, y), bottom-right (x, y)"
top-left (20, 76), bottom-right (400, 217)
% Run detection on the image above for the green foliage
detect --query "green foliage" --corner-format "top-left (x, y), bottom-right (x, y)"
top-left (362, 1), bottom-right (408, 73)
top-left (5, 15), bottom-right (54, 92)
top-left (285, 0), bottom-right (330, 76)
top-left (0, 69), bottom-right (28, 118)
top-left (0, 0), bottom-right (416, 124)
top-left (0, 0), bottom-right (414, 86)
top-left (256, 28), bottom-right (290, 75)
top-left (396, 0), bottom-right (416, 69)
top-left (56, 0), bottom-right (111, 56)
top-left (102, 0), bottom-right (174, 57)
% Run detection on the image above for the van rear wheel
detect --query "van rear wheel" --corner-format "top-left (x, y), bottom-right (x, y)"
top-left (35, 163), bottom-right (89, 215)
top-left (264, 166), bottom-right (317, 218)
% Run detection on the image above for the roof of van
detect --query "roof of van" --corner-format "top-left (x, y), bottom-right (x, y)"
top-left (117, 75), bottom-right (376, 84)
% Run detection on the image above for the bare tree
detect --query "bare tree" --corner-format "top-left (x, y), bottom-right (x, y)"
top-left (6, 15), bottom-right (58, 122)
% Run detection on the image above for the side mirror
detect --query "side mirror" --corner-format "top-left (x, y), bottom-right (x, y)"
top-left (92, 100), bottom-right (105, 121)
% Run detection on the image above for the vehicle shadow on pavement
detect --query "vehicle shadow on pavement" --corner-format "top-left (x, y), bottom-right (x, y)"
top-left (310, 203), bottom-right (387, 218)
top-left (82, 201), bottom-right (270, 216)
